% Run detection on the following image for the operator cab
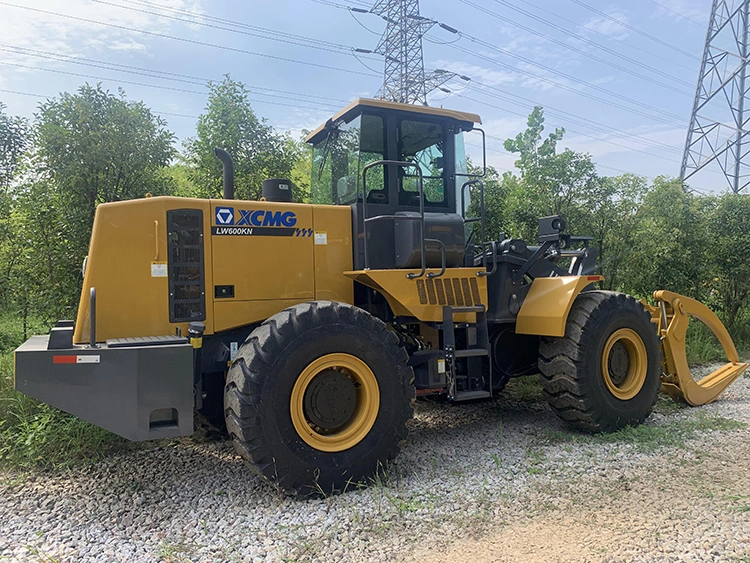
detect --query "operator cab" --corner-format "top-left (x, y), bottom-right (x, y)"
top-left (306, 98), bottom-right (484, 271)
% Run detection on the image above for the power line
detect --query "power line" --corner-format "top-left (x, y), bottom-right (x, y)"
top-left (0, 88), bottom-right (47, 98)
top-left (567, 0), bottom-right (699, 60)
top-left (497, 0), bottom-right (697, 73)
top-left (0, 62), bottom-right (342, 112)
top-left (0, 2), bottom-right (378, 78)
top-left (458, 91), bottom-right (725, 182)
top-left (349, 8), bottom-right (382, 35)
top-left (0, 87), bottom-right (196, 119)
top-left (465, 82), bottom-right (683, 155)
top-left (317, 0), bottom-right (687, 130)
top-left (93, 0), bottom-right (381, 60)
top-left (646, 0), bottom-right (706, 27)
top-left (456, 92), bottom-right (683, 163)
top-left (448, 43), bottom-right (686, 127)
top-left (125, 0), bottom-right (350, 50)
top-left (0, 44), bottom-right (351, 104)
top-left (458, 0), bottom-right (693, 92)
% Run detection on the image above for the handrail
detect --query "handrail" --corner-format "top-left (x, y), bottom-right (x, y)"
top-left (89, 287), bottom-right (98, 348)
top-left (461, 179), bottom-right (486, 246)
top-left (454, 127), bottom-right (487, 179)
top-left (425, 239), bottom-right (447, 279)
top-left (362, 160), bottom-right (427, 279)
top-left (478, 241), bottom-right (497, 277)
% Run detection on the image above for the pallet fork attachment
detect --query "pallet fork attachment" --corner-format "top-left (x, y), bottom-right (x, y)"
top-left (649, 290), bottom-right (748, 406)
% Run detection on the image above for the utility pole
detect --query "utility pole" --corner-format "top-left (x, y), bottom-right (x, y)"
top-left (681, 0), bottom-right (750, 193)
top-left (354, 0), bottom-right (465, 105)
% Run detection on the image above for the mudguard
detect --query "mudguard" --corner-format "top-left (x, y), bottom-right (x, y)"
top-left (515, 275), bottom-right (604, 337)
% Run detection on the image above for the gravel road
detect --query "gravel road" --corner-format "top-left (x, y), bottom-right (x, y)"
top-left (2, 369), bottom-right (749, 563)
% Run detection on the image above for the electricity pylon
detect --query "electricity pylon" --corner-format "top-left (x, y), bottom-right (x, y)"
top-left (681, 0), bottom-right (750, 193)
top-left (355, 0), bottom-right (465, 105)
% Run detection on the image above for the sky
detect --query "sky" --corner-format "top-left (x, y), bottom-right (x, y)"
top-left (0, 0), bottom-right (730, 193)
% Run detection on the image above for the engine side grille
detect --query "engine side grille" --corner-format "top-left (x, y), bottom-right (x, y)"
top-left (167, 209), bottom-right (205, 323)
top-left (416, 277), bottom-right (480, 307)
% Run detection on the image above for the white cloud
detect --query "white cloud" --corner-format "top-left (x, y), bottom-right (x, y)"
top-left (431, 61), bottom-right (519, 89)
top-left (581, 12), bottom-right (631, 41)
top-left (0, 0), bottom-right (205, 70)
top-left (108, 40), bottom-right (151, 54)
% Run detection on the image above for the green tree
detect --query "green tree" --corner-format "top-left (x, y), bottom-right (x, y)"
top-left (705, 193), bottom-right (750, 329)
top-left (35, 84), bottom-right (175, 224)
top-left (464, 161), bottom-right (507, 243)
top-left (621, 177), bottom-right (710, 301)
top-left (501, 106), bottom-right (600, 240)
top-left (576, 173), bottom-right (649, 289)
top-left (14, 84), bottom-right (176, 314)
top-left (0, 103), bottom-right (30, 311)
top-left (0, 102), bottom-right (28, 190)
top-left (3, 181), bottom-right (79, 325)
top-left (183, 75), bottom-right (302, 201)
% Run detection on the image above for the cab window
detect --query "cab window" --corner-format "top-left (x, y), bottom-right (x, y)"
top-left (398, 119), bottom-right (446, 206)
top-left (311, 113), bottom-right (387, 205)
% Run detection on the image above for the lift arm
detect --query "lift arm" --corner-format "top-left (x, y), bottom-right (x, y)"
top-left (651, 290), bottom-right (748, 406)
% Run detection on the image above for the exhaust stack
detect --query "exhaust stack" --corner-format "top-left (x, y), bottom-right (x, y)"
top-left (214, 147), bottom-right (235, 200)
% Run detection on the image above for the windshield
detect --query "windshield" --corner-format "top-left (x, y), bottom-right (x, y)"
top-left (399, 119), bottom-right (446, 206)
top-left (311, 113), bottom-right (386, 205)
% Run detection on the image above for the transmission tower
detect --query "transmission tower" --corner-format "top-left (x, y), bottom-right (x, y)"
top-left (681, 0), bottom-right (750, 193)
top-left (357, 0), bottom-right (463, 105)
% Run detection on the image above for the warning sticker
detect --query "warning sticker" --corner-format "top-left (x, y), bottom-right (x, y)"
top-left (53, 355), bottom-right (101, 364)
top-left (437, 359), bottom-right (446, 374)
top-left (151, 262), bottom-right (168, 277)
top-left (314, 232), bottom-right (328, 245)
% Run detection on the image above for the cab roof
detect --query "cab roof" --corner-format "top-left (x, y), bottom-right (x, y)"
top-left (305, 98), bottom-right (482, 144)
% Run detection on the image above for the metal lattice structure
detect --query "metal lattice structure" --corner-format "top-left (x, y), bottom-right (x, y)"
top-left (681, 0), bottom-right (750, 193)
top-left (369, 0), bottom-right (456, 105)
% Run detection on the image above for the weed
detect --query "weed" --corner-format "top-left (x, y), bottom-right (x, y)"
top-left (593, 413), bottom-right (745, 452)
top-left (157, 541), bottom-right (199, 563)
top-left (383, 490), bottom-right (425, 514)
top-left (25, 545), bottom-right (59, 563)
top-left (524, 446), bottom-right (547, 474)
top-left (491, 452), bottom-right (501, 469)
top-left (652, 394), bottom-right (686, 415)
top-left (503, 375), bottom-right (544, 403)
top-left (539, 411), bottom-right (744, 453)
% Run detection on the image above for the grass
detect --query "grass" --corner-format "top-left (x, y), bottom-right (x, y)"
top-left (156, 541), bottom-right (202, 563)
top-left (685, 316), bottom-right (750, 365)
top-left (0, 313), bottom-right (130, 471)
top-left (502, 374), bottom-right (545, 402)
top-left (544, 412), bottom-right (746, 452)
top-left (0, 305), bottom-right (747, 473)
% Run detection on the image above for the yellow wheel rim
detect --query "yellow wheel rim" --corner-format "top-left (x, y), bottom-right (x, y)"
top-left (290, 353), bottom-right (380, 453)
top-left (601, 328), bottom-right (648, 401)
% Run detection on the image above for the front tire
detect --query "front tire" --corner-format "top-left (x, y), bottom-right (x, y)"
top-left (224, 301), bottom-right (415, 495)
top-left (538, 291), bottom-right (661, 432)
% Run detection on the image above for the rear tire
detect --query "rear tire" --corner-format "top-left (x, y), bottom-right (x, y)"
top-left (538, 291), bottom-right (661, 432)
top-left (224, 301), bottom-right (415, 495)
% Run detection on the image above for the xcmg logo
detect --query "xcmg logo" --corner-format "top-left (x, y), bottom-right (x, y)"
top-left (215, 207), bottom-right (297, 228)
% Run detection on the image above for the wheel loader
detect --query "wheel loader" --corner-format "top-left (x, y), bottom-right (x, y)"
top-left (14, 98), bottom-right (748, 495)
